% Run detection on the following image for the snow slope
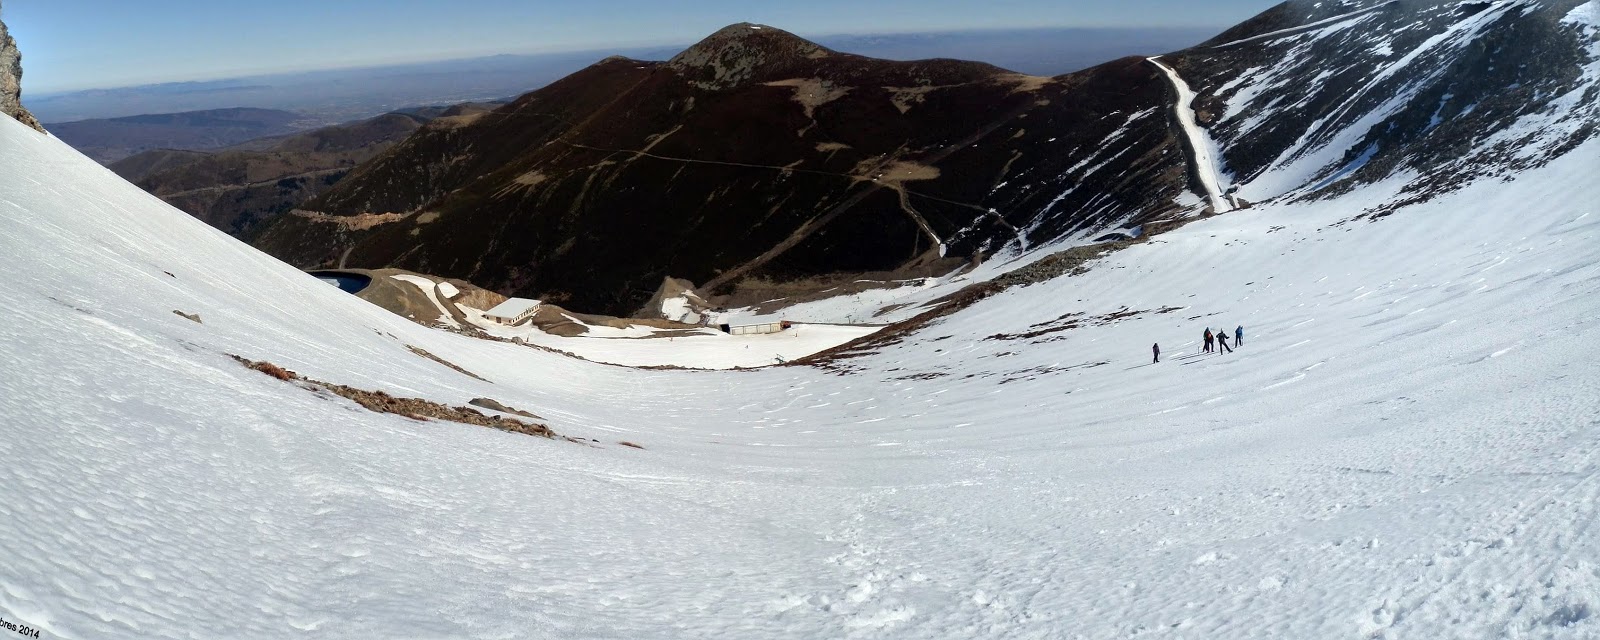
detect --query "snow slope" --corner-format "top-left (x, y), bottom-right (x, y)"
top-left (2, 100), bottom-right (1599, 640)
top-left (1180, 0), bottom-right (1599, 207)
top-left (1210, 1), bottom-right (1397, 49)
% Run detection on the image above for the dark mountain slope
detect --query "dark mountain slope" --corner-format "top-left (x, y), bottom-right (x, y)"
top-left (256, 3), bottom-right (1597, 316)
top-left (255, 24), bottom-right (1190, 314)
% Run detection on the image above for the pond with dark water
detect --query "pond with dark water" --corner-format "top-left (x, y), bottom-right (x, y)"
top-left (309, 271), bottom-right (372, 294)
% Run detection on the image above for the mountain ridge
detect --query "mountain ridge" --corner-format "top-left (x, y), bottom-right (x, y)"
top-left (254, 2), bottom-right (1597, 317)
top-left (254, 24), bottom-right (1185, 314)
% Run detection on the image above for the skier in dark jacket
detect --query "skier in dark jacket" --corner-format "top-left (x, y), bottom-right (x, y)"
top-left (1217, 330), bottom-right (1233, 353)
top-left (1152, 343), bottom-right (1161, 363)
top-left (1235, 325), bottom-right (1244, 346)
top-left (1203, 328), bottom-right (1214, 353)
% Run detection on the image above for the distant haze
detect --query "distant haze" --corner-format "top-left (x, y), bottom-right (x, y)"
top-left (31, 27), bottom-right (1218, 124)
top-left (5, 0), bottom-right (1274, 94)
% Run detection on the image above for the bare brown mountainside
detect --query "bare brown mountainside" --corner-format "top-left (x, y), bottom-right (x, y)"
top-left (110, 108), bottom-right (498, 236)
top-left (253, 23), bottom-right (1190, 315)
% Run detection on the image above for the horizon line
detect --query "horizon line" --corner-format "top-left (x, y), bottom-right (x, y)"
top-left (25, 23), bottom-right (1227, 96)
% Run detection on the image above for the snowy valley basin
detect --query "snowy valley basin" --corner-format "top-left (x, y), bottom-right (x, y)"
top-left (3, 110), bottom-right (1598, 638)
top-left (1, 1), bottom-right (1599, 638)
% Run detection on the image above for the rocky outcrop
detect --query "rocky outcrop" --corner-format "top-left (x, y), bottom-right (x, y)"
top-left (0, 5), bottom-right (44, 133)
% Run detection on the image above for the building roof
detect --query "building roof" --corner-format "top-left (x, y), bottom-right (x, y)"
top-left (727, 314), bottom-right (784, 326)
top-left (483, 297), bottom-right (540, 318)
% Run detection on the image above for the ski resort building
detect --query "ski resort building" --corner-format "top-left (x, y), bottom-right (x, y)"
top-left (483, 298), bottom-right (540, 326)
top-left (719, 320), bottom-right (792, 335)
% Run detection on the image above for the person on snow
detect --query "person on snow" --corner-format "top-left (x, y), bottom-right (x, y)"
top-left (1217, 329), bottom-right (1233, 354)
top-left (1152, 343), bottom-right (1161, 363)
top-left (1235, 325), bottom-right (1244, 346)
top-left (1203, 328), bottom-right (1215, 353)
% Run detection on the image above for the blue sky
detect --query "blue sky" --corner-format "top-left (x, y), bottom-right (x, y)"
top-left (5, 0), bottom-right (1276, 93)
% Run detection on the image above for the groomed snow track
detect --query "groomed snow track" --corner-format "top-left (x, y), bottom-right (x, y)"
top-left (1149, 56), bottom-right (1235, 214)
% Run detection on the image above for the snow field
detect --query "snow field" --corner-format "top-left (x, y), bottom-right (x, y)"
top-left (1, 95), bottom-right (1598, 640)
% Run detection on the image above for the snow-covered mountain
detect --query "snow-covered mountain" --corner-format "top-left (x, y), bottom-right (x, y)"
top-left (0, 2), bottom-right (1597, 638)
top-left (249, 1), bottom-right (1597, 320)
top-left (1169, 0), bottom-right (1597, 209)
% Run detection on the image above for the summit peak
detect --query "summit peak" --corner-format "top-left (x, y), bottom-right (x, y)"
top-left (667, 23), bottom-right (833, 89)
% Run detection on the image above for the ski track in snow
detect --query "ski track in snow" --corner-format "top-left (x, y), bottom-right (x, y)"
top-left (1211, 1), bottom-right (1398, 49)
top-left (1148, 56), bottom-right (1235, 213)
top-left (1, 98), bottom-right (1599, 638)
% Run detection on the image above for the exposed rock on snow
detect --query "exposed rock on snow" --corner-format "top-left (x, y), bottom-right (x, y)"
top-left (0, 4), bottom-right (42, 133)
top-left (467, 397), bottom-right (542, 420)
top-left (232, 355), bottom-right (552, 438)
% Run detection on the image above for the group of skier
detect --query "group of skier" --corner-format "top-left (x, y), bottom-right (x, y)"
top-left (1151, 325), bottom-right (1243, 363)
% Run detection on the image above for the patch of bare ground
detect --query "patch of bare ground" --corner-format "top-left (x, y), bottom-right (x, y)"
top-left (886, 86), bottom-right (950, 114)
top-left (433, 324), bottom-right (595, 362)
top-left (985, 305), bottom-right (1185, 342)
top-left (999, 73), bottom-right (1056, 93)
top-left (619, 441), bottom-right (645, 449)
top-left (451, 286), bottom-right (507, 312)
top-left (763, 78), bottom-right (853, 119)
top-left (852, 158), bottom-right (941, 185)
top-left (406, 345), bottom-right (487, 381)
top-left (287, 209), bottom-right (410, 231)
top-left (514, 171), bottom-right (547, 186)
top-left (874, 302), bottom-right (916, 318)
top-left (635, 329), bottom-right (708, 339)
top-left (172, 310), bottom-right (202, 323)
top-left (288, 208), bottom-right (412, 232)
top-left (431, 112), bottom-right (488, 129)
top-left (998, 361), bottom-right (1110, 384)
top-left (787, 240), bottom-right (1135, 373)
top-left (519, 303), bottom-right (697, 337)
top-left (229, 355), bottom-right (555, 439)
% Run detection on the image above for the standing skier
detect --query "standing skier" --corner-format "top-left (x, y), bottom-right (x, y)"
top-left (1217, 330), bottom-right (1233, 353)
top-left (1203, 328), bottom-right (1214, 353)
top-left (1152, 343), bottom-right (1161, 363)
top-left (1235, 325), bottom-right (1244, 346)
